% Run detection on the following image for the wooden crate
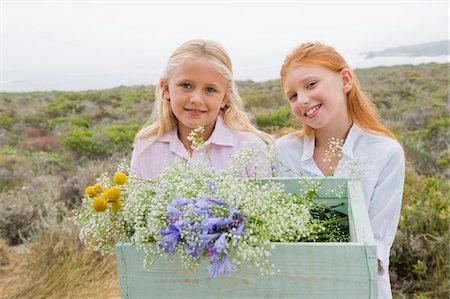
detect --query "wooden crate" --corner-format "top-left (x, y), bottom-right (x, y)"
top-left (116, 178), bottom-right (377, 298)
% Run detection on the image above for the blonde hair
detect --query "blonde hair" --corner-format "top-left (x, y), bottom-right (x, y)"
top-left (134, 39), bottom-right (272, 144)
top-left (280, 42), bottom-right (397, 140)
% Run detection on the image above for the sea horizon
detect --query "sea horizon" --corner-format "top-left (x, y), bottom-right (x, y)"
top-left (1, 55), bottom-right (448, 93)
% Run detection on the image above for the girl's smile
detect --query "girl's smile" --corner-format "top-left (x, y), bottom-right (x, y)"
top-left (304, 104), bottom-right (322, 118)
top-left (185, 108), bottom-right (207, 116)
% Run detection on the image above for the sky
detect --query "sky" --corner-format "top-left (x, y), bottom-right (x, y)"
top-left (1, 0), bottom-right (449, 92)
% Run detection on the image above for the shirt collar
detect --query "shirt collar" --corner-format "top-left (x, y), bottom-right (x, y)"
top-left (205, 115), bottom-right (234, 147)
top-left (301, 122), bottom-right (364, 161)
top-left (301, 133), bottom-right (315, 161)
top-left (157, 128), bottom-right (189, 159)
top-left (156, 115), bottom-right (234, 158)
top-left (342, 123), bottom-right (365, 159)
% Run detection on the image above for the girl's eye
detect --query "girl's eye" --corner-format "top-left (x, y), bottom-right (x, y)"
top-left (288, 93), bottom-right (297, 102)
top-left (306, 81), bottom-right (317, 89)
top-left (205, 87), bottom-right (216, 93)
top-left (181, 83), bottom-right (192, 89)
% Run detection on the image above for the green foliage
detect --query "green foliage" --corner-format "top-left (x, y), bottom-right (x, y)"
top-left (255, 107), bottom-right (293, 134)
top-left (390, 168), bottom-right (449, 297)
top-left (101, 123), bottom-right (141, 153)
top-left (45, 102), bottom-right (78, 118)
top-left (59, 128), bottom-right (109, 159)
top-left (28, 151), bottom-right (70, 174)
top-left (243, 94), bottom-right (285, 109)
top-left (0, 154), bottom-right (30, 192)
top-left (24, 112), bottom-right (49, 128)
top-left (0, 115), bottom-right (13, 129)
top-left (69, 115), bottom-right (91, 128)
top-left (400, 117), bottom-right (449, 176)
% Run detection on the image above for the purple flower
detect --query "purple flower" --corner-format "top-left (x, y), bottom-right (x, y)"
top-left (185, 241), bottom-right (201, 257)
top-left (235, 221), bottom-right (245, 237)
top-left (172, 198), bottom-right (193, 207)
top-left (166, 205), bottom-right (182, 223)
top-left (200, 232), bottom-right (221, 245)
top-left (226, 206), bottom-right (240, 221)
top-left (213, 233), bottom-right (227, 253)
top-left (206, 233), bottom-right (227, 263)
top-left (202, 217), bottom-right (227, 231)
top-left (207, 255), bottom-right (237, 278)
top-left (194, 198), bottom-right (211, 210)
top-left (159, 224), bottom-right (181, 253)
top-left (207, 245), bottom-right (218, 263)
top-left (196, 232), bottom-right (221, 257)
top-left (206, 196), bottom-right (226, 206)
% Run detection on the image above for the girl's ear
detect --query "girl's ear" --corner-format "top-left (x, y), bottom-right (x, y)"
top-left (340, 68), bottom-right (353, 93)
top-left (160, 80), bottom-right (170, 101)
top-left (220, 95), bottom-right (229, 109)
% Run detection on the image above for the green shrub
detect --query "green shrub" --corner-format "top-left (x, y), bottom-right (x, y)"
top-left (69, 115), bottom-right (91, 128)
top-left (59, 128), bottom-right (109, 159)
top-left (47, 117), bottom-right (69, 128)
top-left (255, 107), bottom-right (293, 133)
top-left (0, 154), bottom-right (31, 192)
top-left (390, 168), bottom-right (449, 297)
top-left (244, 94), bottom-right (285, 109)
top-left (23, 112), bottom-right (48, 128)
top-left (45, 102), bottom-right (75, 118)
top-left (0, 116), bottom-right (13, 129)
top-left (101, 123), bottom-right (141, 154)
top-left (29, 151), bottom-right (70, 174)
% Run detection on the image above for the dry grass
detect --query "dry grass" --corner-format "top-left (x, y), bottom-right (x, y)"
top-left (0, 222), bottom-right (120, 299)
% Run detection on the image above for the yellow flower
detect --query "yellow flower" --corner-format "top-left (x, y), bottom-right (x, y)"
top-left (104, 187), bottom-right (121, 202)
top-left (93, 183), bottom-right (104, 195)
top-left (84, 186), bottom-right (96, 198)
top-left (113, 172), bottom-right (128, 185)
top-left (111, 200), bottom-right (122, 212)
top-left (92, 197), bottom-right (107, 212)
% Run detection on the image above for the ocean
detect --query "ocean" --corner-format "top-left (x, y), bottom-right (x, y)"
top-left (1, 55), bottom-right (448, 93)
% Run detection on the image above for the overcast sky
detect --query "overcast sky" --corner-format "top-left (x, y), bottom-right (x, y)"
top-left (1, 0), bottom-right (448, 91)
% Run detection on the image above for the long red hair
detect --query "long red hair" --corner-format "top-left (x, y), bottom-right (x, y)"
top-left (280, 42), bottom-right (397, 140)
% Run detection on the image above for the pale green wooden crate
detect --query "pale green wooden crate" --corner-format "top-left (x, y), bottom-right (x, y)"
top-left (115, 178), bottom-right (377, 298)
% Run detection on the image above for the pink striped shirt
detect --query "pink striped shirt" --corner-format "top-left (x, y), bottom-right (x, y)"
top-left (130, 116), bottom-right (272, 179)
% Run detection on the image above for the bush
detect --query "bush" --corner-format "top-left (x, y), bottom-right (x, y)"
top-left (44, 102), bottom-right (76, 118)
top-left (29, 151), bottom-right (70, 174)
top-left (390, 168), bottom-right (449, 297)
top-left (0, 166), bottom-right (62, 245)
top-left (255, 107), bottom-right (294, 134)
top-left (0, 116), bottom-right (13, 129)
top-left (0, 193), bottom-right (40, 245)
top-left (69, 115), bottom-right (91, 128)
top-left (0, 154), bottom-right (31, 192)
top-left (101, 122), bottom-right (141, 154)
top-left (59, 128), bottom-right (109, 159)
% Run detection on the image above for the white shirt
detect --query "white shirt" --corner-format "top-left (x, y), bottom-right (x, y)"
top-left (131, 115), bottom-right (272, 179)
top-left (276, 123), bottom-right (405, 299)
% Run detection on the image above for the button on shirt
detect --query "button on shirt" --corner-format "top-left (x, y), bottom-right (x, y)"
top-left (131, 115), bottom-right (272, 179)
top-left (276, 123), bottom-right (405, 299)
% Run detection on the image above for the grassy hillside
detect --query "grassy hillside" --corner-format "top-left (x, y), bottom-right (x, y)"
top-left (0, 62), bottom-right (448, 298)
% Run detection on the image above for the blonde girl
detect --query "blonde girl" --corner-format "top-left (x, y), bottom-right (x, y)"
top-left (131, 39), bottom-right (272, 179)
top-left (276, 42), bottom-right (405, 299)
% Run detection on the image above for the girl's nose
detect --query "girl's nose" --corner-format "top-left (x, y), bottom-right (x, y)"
top-left (296, 94), bottom-right (310, 106)
top-left (189, 90), bottom-right (203, 104)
